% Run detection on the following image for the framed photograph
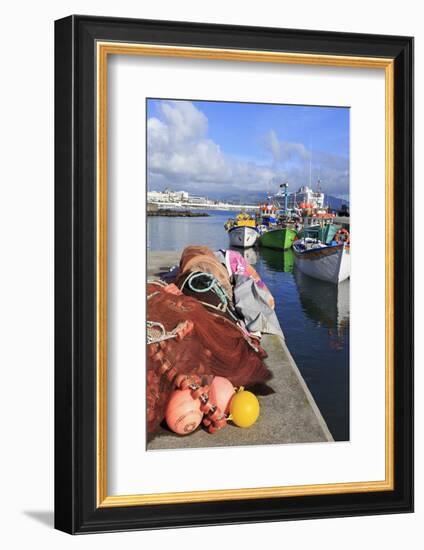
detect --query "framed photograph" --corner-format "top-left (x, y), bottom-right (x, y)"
top-left (54, 15), bottom-right (414, 533)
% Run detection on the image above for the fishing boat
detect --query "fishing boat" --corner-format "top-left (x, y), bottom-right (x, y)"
top-left (299, 218), bottom-right (338, 244)
top-left (225, 211), bottom-right (258, 248)
top-left (258, 226), bottom-right (298, 250)
top-left (293, 236), bottom-right (350, 284)
top-left (256, 186), bottom-right (299, 250)
top-left (228, 225), bottom-right (258, 248)
top-left (256, 203), bottom-right (278, 230)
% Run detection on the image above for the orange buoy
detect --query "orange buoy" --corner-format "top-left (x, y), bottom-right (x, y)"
top-left (165, 389), bottom-right (203, 435)
top-left (208, 376), bottom-right (235, 415)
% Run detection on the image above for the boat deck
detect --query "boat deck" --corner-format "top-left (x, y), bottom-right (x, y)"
top-left (147, 250), bottom-right (333, 449)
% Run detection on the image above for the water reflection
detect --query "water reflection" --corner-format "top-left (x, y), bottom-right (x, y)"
top-left (260, 247), bottom-right (294, 273)
top-left (293, 268), bottom-right (349, 351)
top-left (293, 269), bottom-right (349, 330)
top-left (230, 246), bottom-right (258, 265)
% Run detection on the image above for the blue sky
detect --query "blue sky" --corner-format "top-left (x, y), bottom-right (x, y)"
top-left (147, 99), bottom-right (349, 199)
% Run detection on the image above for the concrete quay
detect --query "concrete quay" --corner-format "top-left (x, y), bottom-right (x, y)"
top-left (147, 250), bottom-right (333, 450)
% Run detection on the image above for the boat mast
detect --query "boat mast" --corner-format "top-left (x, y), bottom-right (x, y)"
top-left (279, 181), bottom-right (289, 213)
top-left (284, 182), bottom-right (289, 213)
top-left (308, 137), bottom-right (312, 188)
top-left (309, 157), bottom-right (312, 188)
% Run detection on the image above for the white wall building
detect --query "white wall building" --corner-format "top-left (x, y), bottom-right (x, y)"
top-left (147, 189), bottom-right (189, 203)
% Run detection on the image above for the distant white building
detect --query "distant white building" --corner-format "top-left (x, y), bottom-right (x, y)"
top-left (147, 189), bottom-right (189, 203)
top-left (185, 195), bottom-right (207, 204)
top-left (288, 185), bottom-right (325, 209)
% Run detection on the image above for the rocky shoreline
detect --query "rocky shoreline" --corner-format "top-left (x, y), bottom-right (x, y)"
top-left (147, 209), bottom-right (209, 217)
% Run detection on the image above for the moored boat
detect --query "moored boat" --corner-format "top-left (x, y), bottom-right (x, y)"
top-left (256, 184), bottom-right (301, 250)
top-left (259, 226), bottom-right (297, 250)
top-left (299, 219), bottom-right (338, 244)
top-left (228, 225), bottom-right (258, 248)
top-left (225, 210), bottom-right (258, 248)
top-left (293, 238), bottom-right (350, 284)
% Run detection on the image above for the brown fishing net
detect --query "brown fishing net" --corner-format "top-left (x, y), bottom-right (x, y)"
top-left (147, 281), bottom-right (270, 435)
top-left (179, 245), bottom-right (233, 298)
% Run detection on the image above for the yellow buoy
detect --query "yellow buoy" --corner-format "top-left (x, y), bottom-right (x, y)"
top-left (229, 389), bottom-right (260, 428)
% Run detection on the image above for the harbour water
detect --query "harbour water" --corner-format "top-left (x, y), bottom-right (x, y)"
top-left (147, 210), bottom-right (349, 441)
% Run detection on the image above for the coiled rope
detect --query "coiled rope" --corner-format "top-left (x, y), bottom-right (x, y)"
top-left (184, 271), bottom-right (239, 322)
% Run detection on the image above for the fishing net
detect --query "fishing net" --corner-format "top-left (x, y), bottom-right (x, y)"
top-left (147, 281), bottom-right (270, 435)
top-left (179, 245), bottom-right (233, 298)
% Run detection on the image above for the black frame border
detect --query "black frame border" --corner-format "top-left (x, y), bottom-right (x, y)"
top-left (54, 15), bottom-right (414, 534)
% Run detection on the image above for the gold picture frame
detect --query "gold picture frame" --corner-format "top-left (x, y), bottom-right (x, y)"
top-left (96, 42), bottom-right (394, 508)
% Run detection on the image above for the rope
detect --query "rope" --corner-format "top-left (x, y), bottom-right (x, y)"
top-left (147, 321), bottom-right (178, 345)
top-left (187, 272), bottom-right (216, 293)
top-left (184, 271), bottom-right (239, 323)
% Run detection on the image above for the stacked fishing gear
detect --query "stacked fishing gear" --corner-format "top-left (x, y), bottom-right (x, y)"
top-left (147, 245), bottom-right (272, 437)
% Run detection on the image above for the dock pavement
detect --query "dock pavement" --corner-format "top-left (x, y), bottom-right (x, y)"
top-left (147, 250), bottom-right (333, 449)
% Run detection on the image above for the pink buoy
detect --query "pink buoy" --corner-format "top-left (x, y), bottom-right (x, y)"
top-left (208, 376), bottom-right (235, 415)
top-left (165, 389), bottom-right (203, 435)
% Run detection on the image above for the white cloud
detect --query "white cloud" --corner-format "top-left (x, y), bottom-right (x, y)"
top-left (264, 130), bottom-right (349, 197)
top-left (265, 130), bottom-right (310, 164)
top-left (147, 101), bottom-right (278, 194)
top-left (147, 100), bottom-right (349, 198)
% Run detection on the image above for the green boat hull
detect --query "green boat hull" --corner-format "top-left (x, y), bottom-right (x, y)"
top-left (259, 227), bottom-right (297, 250)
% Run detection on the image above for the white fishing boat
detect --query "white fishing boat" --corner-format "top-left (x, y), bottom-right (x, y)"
top-left (228, 225), bottom-right (258, 248)
top-left (293, 238), bottom-right (350, 284)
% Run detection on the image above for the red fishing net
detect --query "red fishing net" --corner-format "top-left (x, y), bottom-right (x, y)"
top-left (147, 281), bottom-right (270, 435)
